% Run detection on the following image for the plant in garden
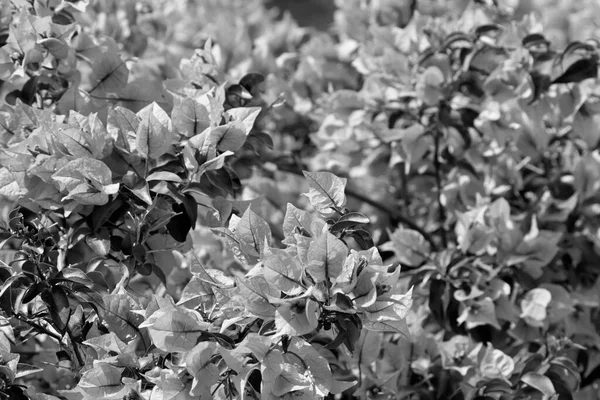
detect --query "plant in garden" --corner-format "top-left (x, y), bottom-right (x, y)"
top-left (0, 0), bottom-right (600, 399)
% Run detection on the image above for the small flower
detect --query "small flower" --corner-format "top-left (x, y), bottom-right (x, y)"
top-left (520, 288), bottom-right (552, 327)
top-left (479, 345), bottom-right (515, 380)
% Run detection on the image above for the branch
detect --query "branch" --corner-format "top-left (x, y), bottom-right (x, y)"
top-left (271, 162), bottom-right (438, 250)
top-left (344, 187), bottom-right (438, 250)
top-left (433, 129), bottom-right (448, 247)
top-left (13, 313), bottom-right (62, 342)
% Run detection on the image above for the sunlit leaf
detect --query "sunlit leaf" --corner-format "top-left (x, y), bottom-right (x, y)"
top-left (303, 171), bottom-right (347, 216)
top-left (78, 364), bottom-right (124, 398)
top-left (135, 102), bottom-right (174, 160)
top-left (88, 51), bottom-right (129, 95)
top-left (139, 308), bottom-right (210, 352)
top-left (306, 232), bottom-right (348, 283)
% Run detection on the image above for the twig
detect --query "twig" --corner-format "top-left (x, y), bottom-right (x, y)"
top-left (344, 187), bottom-right (438, 250)
top-left (12, 313), bottom-right (62, 342)
top-left (274, 163), bottom-right (438, 250)
top-left (68, 330), bottom-right (85, 368)
top-left (433, 129), bottom-right (448, 248)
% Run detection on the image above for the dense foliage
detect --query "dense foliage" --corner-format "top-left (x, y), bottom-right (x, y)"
top-left (0, 0), bottom-right (600, 399)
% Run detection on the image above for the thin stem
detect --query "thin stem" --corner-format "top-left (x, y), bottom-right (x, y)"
top-left (344, 187), bottom-right (438, 250)
top-left (12, 313), bottom-right (62, 342)
top-left (275, 164), bottom-right (438, 250)
top-left (433, 129), bottom-right (448, 248)
top-left (68, 330), bottom-right (85, 368)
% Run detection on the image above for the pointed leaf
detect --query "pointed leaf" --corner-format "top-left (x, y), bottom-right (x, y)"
top-left (225, 107), bottom-right (261, 135)
top-left (234, 207), bottom-right (271, 257)
top-left (172, 97), bottom-right (211, 138)
top-left (107, 106), bottom-right (138, 152)
top-left (186, 342), bottom-right (219, 398)
top-left (214, 119), bottom-right (248, 152)
top-left (135, 102), bottom-right (173, 159)
top-left (275, 298), bottom-right (320, 337)
top-left (521, 372), bottom-right (556, 398)
top-left (88, 51), bottom-right (129, 95)
top-left (380, 227), bottom-right (431, 266)
top-left (306, 233), bottom-right (348, 283)
top-left (303, 171), bottom-right (347, 215)
top-left (78, 364), bottom-right (124, 398)
top-left (282, 203), bottom-right (325, 239)
top-left (237, 275), bottom-right (280, 318)
top-left (262, 249), bottom-right (303, 293)
top-left (139, 308), bottom-right (210, 352)
top-left (51, 158), bottom-right (117, 206)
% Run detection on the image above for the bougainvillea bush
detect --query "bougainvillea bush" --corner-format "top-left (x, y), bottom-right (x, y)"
top-left (0, 0), bottom-right (600, 399)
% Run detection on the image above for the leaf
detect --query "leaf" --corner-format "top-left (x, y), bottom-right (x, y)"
top-left (83, 332), bottom-right (134, 356)
top-left (237, 276), bottom-right (280, 318)
top-left (355, 330), bottom-right (383, 366)
top-left (521, 372), bottom-right (556, 398)
top-left (306, 233), bottom-right (348, 283)
top-left (213, 119), bottom-right (248, 153)
top-left (102, 294), bottom-right (144, 343)
top-left (416, 66), bottom-right (445, 105)
top-left (362, 289), bottom-right (413, 337)
top-left (123, 174), bottom-right (152, 205)
top-left (327, 90), bottom-right (365, 114)
top-left (352, 229), bottom-right (377, 250)
top-left (380, 227), bottom-right (431, 266)
top-left (572, 103), bottom-right (600, 148)
top-left (234, 207), bottom-right (271, 258)
top-left (552, 58), bottom-right (598, 85)
top-left (51, 158), bottom-right (118, 206)
top-left (146, 171), bottom-right (182, 183)
top-left (172, 97), bottom-right (211, 137)
top-left (288, 337), bottom-right (333, 396)
top-left (539, 283), bottom-right (575, 323)
top-left (439, 336), bottom-right (482, 376)
top-left (225, 107), bottom-right (261, 135)
top-left (40, 286), bottom-right (71, 333)
top-left (330, 212), bottom-right (370, 233)
top-left (246, 131), bottom-right (274, 150)
top-left (88, 51), bottom-right (129, 95)
top-left (275, 298), bottom-right (320, 337)
top-left (282, 203), bottom-right (325, 240)
top-left (139, 308), bottom-right (210, 352)
top-left (267, 363), bottom-right (312, 397)
top-left (186, 342), bottom-right (219, 398)
top-left (329, 379), bottom-right (358, 395)
top-left (85, 228), bottom-right (111, 257)
top-left (178, 274), bottom-right (215, 307)
top-left (136, 102), bottom-right (173, 160)
top-left (0, 168), bottom-right (23, 197)
top-left (78, 364), bottom-right (124, 398)
top-left (151, 370), bottom-right (196, 400)
top-left (303, 171), bottom-right (347, 216)
top-left (22, 282), bottom-right (46, 304)
top-left (15, 363), bottom-right (43, 379)
top-left (197, 150), bottom-right (234, 176)
top-left (107, 106), bottom-right (138, 152)
top-left (429, 279), bottom-right (447, 325)
top-left (68, 112), bottom-right (110, 157)
top-left (39, 37), bottom-right (69, 60)
top-left (151, 264), bottom-right (168, 289)
top-left (118, 78), bottom-right (172, 113)
top-left (352, 269), bottom-right (378, 308)
top-left (393, 124), bottom-right (432, 168)
top-left (262, 249), bottom-right (303, 293)
top-left (51, 127), bottom-right (97, 159)
top-left (459, 297), bottom-right (501, 330)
